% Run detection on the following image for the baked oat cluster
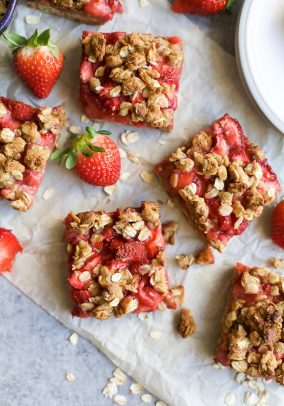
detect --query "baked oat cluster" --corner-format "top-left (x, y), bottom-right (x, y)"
top-left (80, 31), bottom-right (183, 131)
top-left (65, 201), bottom-right (184, 320)
top-left (216, 263), bottom-right (284, 385)
top-left (156, 114), bottom-right (280, 252)
top-left (0, 97), bottom-right (66, 211)
top-left (27, 0), bottom-right (123, 24)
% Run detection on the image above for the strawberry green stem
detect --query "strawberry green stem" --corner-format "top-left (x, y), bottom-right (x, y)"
top-left (51, 126), bottom-right (107, 170)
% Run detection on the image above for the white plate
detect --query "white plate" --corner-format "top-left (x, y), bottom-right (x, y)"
top-left (236, 0), bottom-right (284, 134)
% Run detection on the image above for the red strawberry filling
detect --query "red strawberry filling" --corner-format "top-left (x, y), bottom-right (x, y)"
top-left (156, 114), bottom-right (280, 251)
top-left (65, 202), bottom-right (179, 319)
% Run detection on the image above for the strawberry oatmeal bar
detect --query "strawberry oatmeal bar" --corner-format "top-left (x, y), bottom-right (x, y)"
top-left (0, 97), bottom-right (66, 211)
top-left (215, 263), bottom-right (284, 385)
top-left (27, 0), bottom-right (123, 25)
top-left (65, 201), bottom-right (183, 319)
top-left (80, 32), bottom-right (183, 131)
top-left (156, 114), bottom-right (280, 252)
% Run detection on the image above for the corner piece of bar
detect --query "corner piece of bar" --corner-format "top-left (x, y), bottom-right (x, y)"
top-left (215, 263), bottom-right (284, 385)
top-left (155, 114), bottom-right (280, 252)
top-left (0, 97), bottom-right (66, 211)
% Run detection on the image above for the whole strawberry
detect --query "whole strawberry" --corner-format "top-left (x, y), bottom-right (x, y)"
top-left (271, 200), bottom-right (284, 249)
top-left (51, 126), bottom-right (121, 186)
top-left (172, 0), bottom-right (235, 15)
top-left (4, 29), bottom-right (64, 98)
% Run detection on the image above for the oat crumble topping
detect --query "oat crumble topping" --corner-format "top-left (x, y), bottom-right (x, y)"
top-left (156, 115), bottom-right (280, 252)
top-left (81, 32), bottom-right (183, 131)
top-left (216, 264), bottom-right (284, 385)
top-left (0, 98), bottom-right (66, 211)
top-left (65, 201), bottom-right (179, 320)
top-left (177, 308), bottom-right (196, 338)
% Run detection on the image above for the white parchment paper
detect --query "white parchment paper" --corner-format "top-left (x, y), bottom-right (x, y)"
top-left (1, 0), bottom-right (284, 404)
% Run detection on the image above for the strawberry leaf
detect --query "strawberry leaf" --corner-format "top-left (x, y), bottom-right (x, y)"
top-left (50, 148), bottom-right (68, 161)
top-left (88, 144), bottom-right (106, 153)
top-left (27, 29), bottom-right (38, 47)
top-left (81, 144), bottom-right (93, 157)
top-left (226, 0), bottom-right (236, 11)
top-left (66, 151), bottom-right (77, 169)
top-left (86, 126), bottom-right (97, 138)
top-left (3, 33), bottom-right (27, 49)
top-left (48, 44), bottom-right (59, 60)
top-left (37, 29), bottom-right (50, 46)
top-left (97, 130), bottom-right (111, 135)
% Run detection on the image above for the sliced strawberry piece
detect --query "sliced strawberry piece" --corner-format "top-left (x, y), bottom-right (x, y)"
top-left (0, 97), bottom-right (35, 122)
top-left (0, 228), bottom-right (22, 274)
top-left (115, 241), bottom-right (148, 262)
top-left (271, 200), bottom-right (284, 249)
top-left (80, 60), bottom-right (95, 83)
top-left (220, 114), bottom-right (243, 147)
top-left (83, 254), bottom-right (102, 271)
top-left (135, 278), bottom-right (163, 311)
top-left (103, 225), bottom-right (116, 241)
top-left (174, 170), bottom-right (195, 190)
top-left (233, 217), bottom-right (250, 236)
top-left (145, 226), bottom-right (164, 258)
top-left (229, 146), bottom-right (250, 164)
top-left (219, 215), bottom-right (233, 232)
top-left (71, 289), bottom-right (91, 304)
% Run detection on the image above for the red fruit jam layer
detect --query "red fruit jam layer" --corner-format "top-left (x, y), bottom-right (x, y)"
top-left (215, 263), bottom-right (284, 385)
top-left (65, 202), bottom-right (178, 320)
top-left (156, 114), bottom-right (280, 252)
top-left (0, 97), bottom-right (66, 211)
top-left (29, 0), bottom-right (123, 23)
top-left (80, 31), bottom-right (183, 131)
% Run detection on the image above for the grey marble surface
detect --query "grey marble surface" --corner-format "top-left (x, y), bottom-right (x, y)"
top-left (0, 3), bottom-right (241, 406)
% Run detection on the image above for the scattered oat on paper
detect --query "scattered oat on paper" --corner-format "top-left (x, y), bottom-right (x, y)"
top-left (65, 372), bottom-right (75, 382)
top-left (130, 382), bottom-right (144, 395)
top-left (42, 187), bottom-right (54, 201)
top-left (69, 125), bottom-right (81, 135)
top-left (25, 15), bottom-right (40, 24)
top-left (68, 332), bottom-right (78, 346)
top-left (110, 368), bottom-right (127, 385)
top-left (114, 394), bottom-right (127, 405)
top-left (104, 185), bottom-right (117, 195)
top-left (149, 331), bottom-right (162, 340)
top-left (141, 393), bottom-right (154, 403)
top-left (140, 170), bottom-right (153, 183)
top-left (102, 382), bottom-right (118, 399)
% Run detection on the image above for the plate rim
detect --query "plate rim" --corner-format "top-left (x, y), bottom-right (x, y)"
top-left (235, 0), bottom-right (284, 135)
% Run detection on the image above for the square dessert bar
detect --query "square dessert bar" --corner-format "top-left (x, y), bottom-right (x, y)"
top-left (65, 201), bottom-right (181, 319)
top-left (156, 114), bottom-right (280, 252)
top-left (80, 32), bottom-right (183, 131)
top-left (0, 97), bottom-right (66, 211)
top-left (215, 263), bottom-right (284, 385)
top-left (27, 0), bottom-right (123, 25)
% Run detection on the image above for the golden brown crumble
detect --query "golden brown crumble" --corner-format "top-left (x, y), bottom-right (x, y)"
top-left (221, 267), bottom-right (284, 384)
top-left (0, 104), bottom-right (65, 211)
top-left (83, 32), bottom-right (183, 130)
top-left (66, 203), bottom-right (178, 320)
top-left (162, 126), bottom-right (277, 252)
top-left (177, 308), bottom-right (196, 338)
top-left (162, 220), bottom-right (179, 245)
top-left (175, 254), bottom-right (195, 270)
